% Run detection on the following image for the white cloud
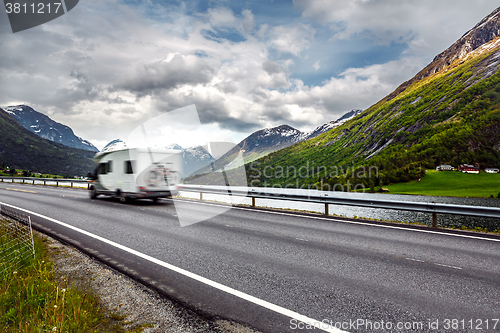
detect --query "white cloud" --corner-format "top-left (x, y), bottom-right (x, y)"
top-left (240, 9), bottom-right (255, 34)
top-left (204, 7), bottom-right (237, 28)
top-left (294, 0), bottom-right (500, 57)
top-left (1, 0), bottom-right (499, 149)
top-left (313, 61), bottom-right (320, 71)
top-left (269, 23), bottom-right (315, 57)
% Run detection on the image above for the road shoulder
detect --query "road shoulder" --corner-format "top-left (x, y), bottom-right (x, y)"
top-left (42, 231), bottom-right (259, 333)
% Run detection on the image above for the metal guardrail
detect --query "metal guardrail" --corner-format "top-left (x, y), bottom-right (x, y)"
top-left (177, 185), bottom-right (500, 228)
top-left (0, 176), bottom-right (90, 189)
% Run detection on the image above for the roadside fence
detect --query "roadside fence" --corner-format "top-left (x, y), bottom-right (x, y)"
top-left (0, 205), bottom-right (35, 278)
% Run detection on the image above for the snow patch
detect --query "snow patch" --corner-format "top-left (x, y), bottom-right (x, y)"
top-left (410, 96), bottom-right (422, 105)
top-left (366, 139), bottom-right (394, 160)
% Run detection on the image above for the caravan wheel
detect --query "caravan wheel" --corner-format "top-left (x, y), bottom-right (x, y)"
top-left (119, 195), bottom-right (129, 204)
top-left (89, 187), bottom-right (98, 199)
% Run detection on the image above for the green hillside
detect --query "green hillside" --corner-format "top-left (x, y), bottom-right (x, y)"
top-left (0, 108), bottom-right (96, 176)
top-left (245, 41), bottom-right (500, 191)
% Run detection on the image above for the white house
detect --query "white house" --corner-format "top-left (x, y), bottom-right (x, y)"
top-left (436, 164), bottom-right (455, 171)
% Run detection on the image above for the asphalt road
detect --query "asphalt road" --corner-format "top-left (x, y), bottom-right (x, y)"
top-left (1, 182), bottom-right (500, 332)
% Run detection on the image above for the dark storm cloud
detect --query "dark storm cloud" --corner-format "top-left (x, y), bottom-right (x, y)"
top-left (118, 54), bottom-right (217, 96)
top-left (153, 89), bottom-right (260, 132)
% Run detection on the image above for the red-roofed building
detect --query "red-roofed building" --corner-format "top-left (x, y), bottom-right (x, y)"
top-left (458, 164), bottom-right (479, 174)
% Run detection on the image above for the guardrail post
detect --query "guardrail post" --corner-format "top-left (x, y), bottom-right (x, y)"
top-left (200, 192), bottom-right (203, 200)
top-left (71, 182), bottom-right (73, 188)
top-left (32, 179), bottom-right (35, 185)
top-left (325, 203), bottom-right (329, 215)
top-left (432, 212), bottom-right (438, 228)
top-left (252, 197), bottom-right (256, 207)
top-left (88, 183), bottom-right (90, 190)
top-left (43, 180), bottom-right (46, 186)
top-left (23, 179), bottom-right (25, 184)
top-left (56, 181), bottom-right (59, 187)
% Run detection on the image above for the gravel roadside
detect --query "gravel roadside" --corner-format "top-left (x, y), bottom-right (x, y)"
top-left (41, 231), bottom-right (260, 333)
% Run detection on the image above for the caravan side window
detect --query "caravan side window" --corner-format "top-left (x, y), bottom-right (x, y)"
top-left (124, 161), bottom-right (134, 174)
top-left (98, 162), bottom-right (107, 175)
top-left (98, 161), bottom-right (112, 174)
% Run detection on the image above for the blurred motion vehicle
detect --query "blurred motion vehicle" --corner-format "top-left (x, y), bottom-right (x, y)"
top-left (88, 148), bottom-right (182, 203)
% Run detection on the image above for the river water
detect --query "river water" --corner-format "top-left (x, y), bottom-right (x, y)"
top-left (178, 186), bottom-right (500, 231)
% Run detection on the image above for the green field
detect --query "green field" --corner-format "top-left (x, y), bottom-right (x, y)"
top-left (386, 170), bottom-right (500, 198)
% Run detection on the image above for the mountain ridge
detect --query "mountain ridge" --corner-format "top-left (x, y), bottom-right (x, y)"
top-left (189, 109), bottom-right (363, 175)
top-left (0, 107), bottom-right (96, 176)
top-left (387, 7), bottom-right (500, 101)
top-left (5, 105), bottom-right (99, 152)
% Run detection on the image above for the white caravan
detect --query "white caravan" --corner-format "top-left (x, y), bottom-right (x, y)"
top-left (88, 148), bottom-right (182, 203)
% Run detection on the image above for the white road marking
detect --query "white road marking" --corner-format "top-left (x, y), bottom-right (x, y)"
top-left (406, 257), bottom-right (462, 270)
top-left (172, 197), bottom-right (500, 243)
top-left (406, 258), bottom-right (425, 263)
top-left (0, 201), bottom-right (346, 333)
top-left (434, 263), bottom-right (462, 270)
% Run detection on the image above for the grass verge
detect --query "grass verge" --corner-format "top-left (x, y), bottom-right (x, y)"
top-left (386, 170), bottom-right (500, 198)
top-left (0, 217), bottom-right (145, 333)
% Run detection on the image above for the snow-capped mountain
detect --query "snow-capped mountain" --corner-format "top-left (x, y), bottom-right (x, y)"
top-left (5, 105), bottom-right (99, 152)
top-left (334, 109), bottom-right (364, 124)
top-left (181, 145), bottom-right (214, 177)
top-left (164, 143), bottom-right (184, 151)
top-left (101, 139), bottom-right (128, 152)
top-left (164, 143), bottom-right (215, 177)
top-left (103, 109), bottom-right (366, 178)
top-left (236, 124), bottom-right (306, 156)
top-left (305, 109), bottom-right (364, 139)
top-left (193, 110), bottom-right (366, 173)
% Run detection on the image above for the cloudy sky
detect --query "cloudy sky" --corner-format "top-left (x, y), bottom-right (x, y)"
top-left (0, 0), bottom-right (499, 150)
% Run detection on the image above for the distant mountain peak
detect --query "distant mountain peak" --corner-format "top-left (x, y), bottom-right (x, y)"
top-left (238, 124), bottom-right (304, 153)
top-left (0, 107), bottom-right (96, 176)
top-left (429, 6), bottom-right (500, 72)
top-left (101, 139), bottom-right (127, 152)
top-left (388, 6), bottom-right (500, 100)
top-left (462, 6), bottom-right (500, 39)
top-left (305, 109), bottom-right (364, 140)
top-left (165, 143), bottom-right (184, 150)
top-left (191, 110), bottom-right (362, 173)
top-left (5, 105), bottom-right (99, 152)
